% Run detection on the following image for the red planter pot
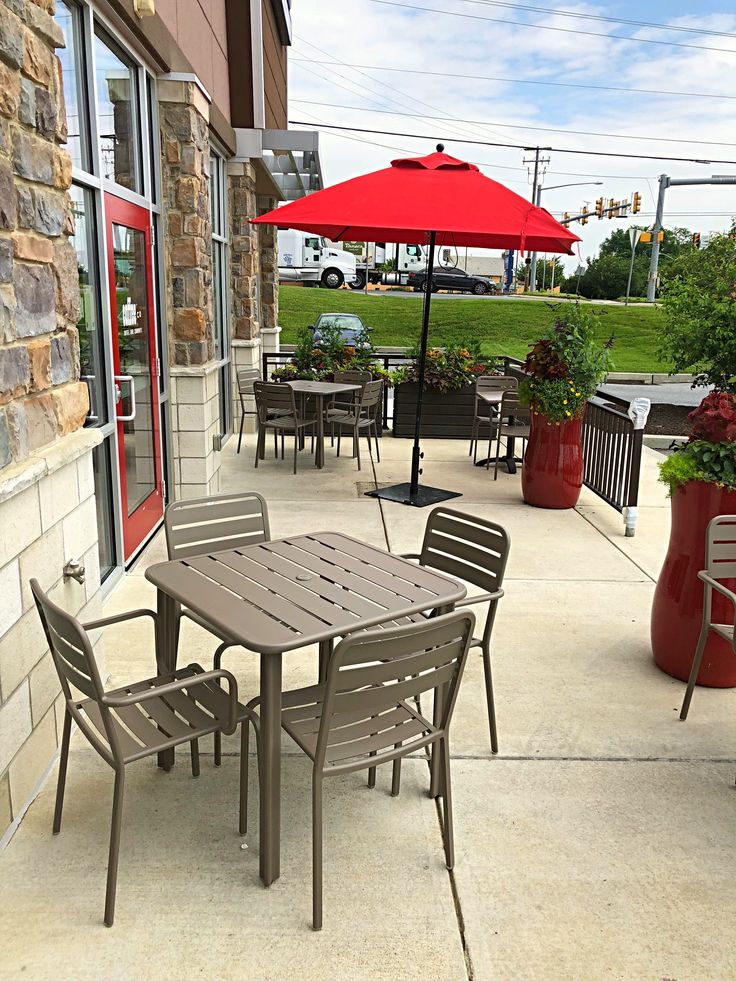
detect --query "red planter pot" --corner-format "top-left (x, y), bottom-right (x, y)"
top-left (651, 481), bottom-right (736, 687)
top-left (521, 413), bottom-right (584, 510)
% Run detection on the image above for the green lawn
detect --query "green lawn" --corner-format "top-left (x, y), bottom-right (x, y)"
top-left (278, 287), bottom-right (671, 372)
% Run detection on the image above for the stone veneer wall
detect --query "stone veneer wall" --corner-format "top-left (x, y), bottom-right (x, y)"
top-left (0, 0), bottom-right (101, 845)
top-left (159, 79), bottom-right (220, 498)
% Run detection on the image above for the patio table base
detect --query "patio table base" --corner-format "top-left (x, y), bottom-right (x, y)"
top-left (366, 482), bottom-right (462, 508)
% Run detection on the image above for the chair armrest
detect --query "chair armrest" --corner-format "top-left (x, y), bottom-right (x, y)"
top-left (82, 608), bottom-right (159, 631)
top-left (455, 588), bottom-right (504, 607)
top-left (398, 552), bottom-right (422, 562)
top-left (699, 572), bottom-right (736, 608)
top-left (103, 667), bottom-right (239, 734)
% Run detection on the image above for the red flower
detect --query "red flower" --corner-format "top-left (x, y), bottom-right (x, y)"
top-left (688, 392), bottom-right (736, 443)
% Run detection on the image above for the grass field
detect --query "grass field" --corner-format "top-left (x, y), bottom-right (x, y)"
top-left (279, 287), bottom-right (671, 372)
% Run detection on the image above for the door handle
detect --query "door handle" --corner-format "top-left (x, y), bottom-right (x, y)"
top-left (114, 374), bottom-right (136, 422)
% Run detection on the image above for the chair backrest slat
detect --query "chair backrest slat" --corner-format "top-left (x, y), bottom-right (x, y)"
top-left (419, 507), bottom-right (510, 595)
top-left (334, 369), bottom-right (371, 386)
top-left (499, 389), bottom-right (531, 423)
top-left (237, 368), bottom-right (260, 397)
top-left (165, 492), bottom-right (270, 561)
top-left (359, 379), bottom-right (383, 412)
top-left (316, 611), bottom-right (474, 768)
top-left (476, 375), bottom-right (517, 396)
top-left (706, 515), bottom-right (736, 579)
top-left (253, 380), bottom-right (297, 419)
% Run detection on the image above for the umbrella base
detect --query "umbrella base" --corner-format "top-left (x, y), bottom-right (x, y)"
top-left (365, 483), bottom-right (462, 508)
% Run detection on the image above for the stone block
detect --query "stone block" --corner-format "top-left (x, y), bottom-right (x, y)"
top-left (0, 603), bottom-right (48, 702)
top-left (163, 104), bottom-right (195, 141)
top-left (183, 268), bottom-right (205, 307)
top-left (8, 703), bottom-right (57, 817)
top-left (24, 391), bottom-right (56, 450)
top-left (174, 307), bottom-right (205, 341)
top-left (38, 457), bottom-right (77, 530)
top-left (5, 401), bottom-right (27, 459)
top-left (50, 380), bottom-right (88, 435)
top-left (0, 5), bottom-right (24, 69)
top-left (0, 344), bottom-right (30, 404)
top-left (12, 231), bottom-right (53, 263)
top-left (52, 237), bottom-right (79, 322)
top-left (22, 28), bottom-right (52, 87)
top-left (176, 175), bottom-right (198, 210)
top-left (0, 63), bottom-right (20, 118)
top-left (0, 772), bottom-right (10, 838)
top-left (0, 408), bottom-right (10, 467)
top-left (16, 184), bottom-right (34, 227)
top-left (76, 450), bottom-right (94, 501)
top-left (14, 261), bottom-right (54, 336)
top-left (188, 340), bottom-right (208, 365)
top-left (0, 557), bottom-right (22, 641)
top-left (53, 146), bottom-right (71, 189)
top-left (0, 681), bottom-right (31, 774)
top-left (17, 75), bottom-right (34, 125)
top-left (34, 188), bottom-right (64, 236)
top-left (165, 139), bottom-right (179, 163)
top-left (61, 493), bottom-right (97, 559)
top-left (23, 0), bottom-right (65, 49)
top-left (0, 238), bottom-right (11, 281)
top-left (11, 127), bottom-right (53, 184)
top-left (171, 236), bottom-right (198, 267)
top-left (183, 214), bottom-right (202, 237)
top-left (0, 480), bottom-right (41, 569)
top-left (49, 332), bottom-right (71, 384)
top-left (173, 374), bottom-right (206, 405)
top-left (0, 156), bottom-right (17, 230)
top-left (34, 85), bottom-right (56, 140)
top-left (28, 650), bottom-right (60, 724)
top-left (52, 56), bottom-right (66, 144)
top-left (27, 336), bottom-right (50, 389)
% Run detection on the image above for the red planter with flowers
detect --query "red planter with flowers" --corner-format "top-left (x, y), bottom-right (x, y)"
top-left (521, 412), bottom-right (584, 509)
top-left (652, 391), bottom-right (736, 686)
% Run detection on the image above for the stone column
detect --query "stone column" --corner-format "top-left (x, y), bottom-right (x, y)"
top-left (0, 0), bottom-right (102, 845)
top-left (159, 79), bottom-right (221, 498)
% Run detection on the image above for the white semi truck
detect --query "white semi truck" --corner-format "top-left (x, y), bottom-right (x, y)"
top-left (343, 242), bottom-right (426, 289)
top-left (277, 229), bottom-right (357, 289)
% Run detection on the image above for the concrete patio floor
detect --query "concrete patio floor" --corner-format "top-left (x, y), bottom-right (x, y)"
top-left (2, 432), bottom-right (736, 980)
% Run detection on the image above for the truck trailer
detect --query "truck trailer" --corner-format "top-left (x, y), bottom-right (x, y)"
top-left (277, 229), bottom-right (357, 289)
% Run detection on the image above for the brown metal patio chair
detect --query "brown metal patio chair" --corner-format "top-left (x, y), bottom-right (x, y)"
top-left (326, 378), bottom-right (383, 469)
top-left (469, 375), bottom-right (518, 467)
top-left (328, 368), bottom-right (372, 444)
top-left (253, 381), bottom-right (317, 474)
top-left (30, 580), bottom-right (249, 927)
top-left (242, 610), bottom-right (475, 929)
top-left (399, 507), bottom-right (510, 755)
top-left (492, 389), bottom-right (531, 480)
top-left (164, 492), bottom-right (270, 764)
top-left (680, 514), bottom-right (736, 720)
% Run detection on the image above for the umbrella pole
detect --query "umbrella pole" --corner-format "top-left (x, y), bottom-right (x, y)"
top-left (409, 231), bottom-right (436, 495)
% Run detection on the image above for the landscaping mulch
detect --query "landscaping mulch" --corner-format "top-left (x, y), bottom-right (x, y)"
top-left (645, 403), bottom-right (692, 437)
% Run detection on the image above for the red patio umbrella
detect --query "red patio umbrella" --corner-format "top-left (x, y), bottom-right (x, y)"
top-left (253, 147), bottom-right (580, 506)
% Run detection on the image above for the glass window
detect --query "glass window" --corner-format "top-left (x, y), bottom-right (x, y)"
top-left (92, 439), bottom-right (117, 581)
top-left (69, 184), bottom-right (107, 426)
top-left (210, 150), bottom-right (231, 438)
top-left (55, 0), bottom-right (89, 171)
top-left (94, 29), bottom-right (141, 193)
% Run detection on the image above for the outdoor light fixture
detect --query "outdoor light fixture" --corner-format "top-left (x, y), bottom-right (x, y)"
top-left (133, 0), bottom-right (155, 17)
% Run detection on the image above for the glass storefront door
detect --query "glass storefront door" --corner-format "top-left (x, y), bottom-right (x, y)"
top-left (104, 193), bottom-right (163, 559)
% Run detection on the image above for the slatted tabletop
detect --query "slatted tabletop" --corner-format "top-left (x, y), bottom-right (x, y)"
top-left (145, 531), bottom-right (466, 654)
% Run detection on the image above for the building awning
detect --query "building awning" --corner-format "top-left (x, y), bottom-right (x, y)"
top-left (233, 128), bottom-right (323, 202)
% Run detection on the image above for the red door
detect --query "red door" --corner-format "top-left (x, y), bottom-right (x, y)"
top-left (104, 194), bottom-right (164, 560)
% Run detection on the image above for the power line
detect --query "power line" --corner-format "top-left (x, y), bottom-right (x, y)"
top-left (288, 118), bottom-right (736, 165)
top-left (291, 57), bottom-right (736, 103)
top-left (290, 99), bottom-right (736, 148)
top-left (367, 0), bottom-right (736, 55)
top-left (456, 0), bottom-right (736, 40)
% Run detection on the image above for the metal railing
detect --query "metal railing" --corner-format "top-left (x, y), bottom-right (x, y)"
top-left (264, 349), bottom-right (648, 535)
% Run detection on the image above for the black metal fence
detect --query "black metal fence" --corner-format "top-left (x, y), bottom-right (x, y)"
top-left (263, 349), bottom-right (647, 535)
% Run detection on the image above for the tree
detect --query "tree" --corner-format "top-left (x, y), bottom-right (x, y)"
top-left (658, 230), bottom-right (736, 392)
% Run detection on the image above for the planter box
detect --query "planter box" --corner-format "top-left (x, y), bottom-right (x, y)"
top-left (393, 383), bottom-right (476, 438)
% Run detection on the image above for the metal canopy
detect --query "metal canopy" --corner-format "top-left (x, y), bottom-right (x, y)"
top-left (234, 128), bottom-right (323, 202)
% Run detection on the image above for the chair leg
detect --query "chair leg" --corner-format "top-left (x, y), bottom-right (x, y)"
top-left (440, 738), bottom-right (455, 870)
top-left (367, 753), bottom-right (377, 788)
top-left (337, 428), bottom-right (341, 458)
top-left (354, 426), bottom-right (361, 471)
top-left (213, 641), bottom-right (230, 766)
top-left (482, 643), bottom-right (499, 754)
top-left (104, 768), bottom-right (126, 927)
top-left (469, 417), bottom-right (477, 459)
top-left (312, 774), bottom-right (323, 931)
top-left (190, 739), bottom-right (200, 778)
top-left (239, 722), bottom-right (248, 836)
top-left (254, 426), bottom-right (262, 469)
top-left (281, 432), bottom-right (285, 460)
top-left (53, 706), bottom-right (72, 834)
top-left (680, 622), bottom-right (710, 720)
top-left (493, 428), bottom-right (503, 481)
top-left (391, 753), bottom-right (402, 797)
top-left (373, 422), bottom-right (381, 463)
top-left (237, 409), bottom-right (245, 454)
top-left (293, 432), bottom-right (298, 475)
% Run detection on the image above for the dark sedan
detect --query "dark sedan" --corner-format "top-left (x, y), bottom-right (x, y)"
top-left (407, 266), bottom-right (499, 295)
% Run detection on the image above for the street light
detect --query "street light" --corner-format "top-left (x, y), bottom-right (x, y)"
top-left (530, 181), bottom-right (603, 292)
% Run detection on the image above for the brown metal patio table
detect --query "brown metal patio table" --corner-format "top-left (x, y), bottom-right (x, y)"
top-left (145, 530), bottom-right (466, 886)
top-left (285, 380), bottom-right (361, 468)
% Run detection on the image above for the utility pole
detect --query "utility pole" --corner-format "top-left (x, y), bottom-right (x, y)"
top-left (646, 174), bottom-right (736, 302)
top-left (523, 147), bottom-right (550, 291)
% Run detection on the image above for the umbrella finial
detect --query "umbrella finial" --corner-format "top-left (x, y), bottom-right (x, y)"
top-left (436, 143), bottom-right (445, 152)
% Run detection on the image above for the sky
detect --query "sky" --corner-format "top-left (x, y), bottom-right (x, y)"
top-left (289, 0), bottom-right (736, 271)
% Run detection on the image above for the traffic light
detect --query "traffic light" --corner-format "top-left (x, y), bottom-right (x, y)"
top-left (692, 232), bottom-right (701, 248)
top-left (581, 206), bottom-right (589, 225)
top-left (632, 192), bottom-right (642, 214)
top-left (595, 197), bottom-right (604, 218)
top-left (562, 211), bottom-right (570, 223)
top-left (608, 198), bottom-right (615, 218)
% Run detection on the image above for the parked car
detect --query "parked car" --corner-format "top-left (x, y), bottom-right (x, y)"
top-left (310, 313), bottom-right (372, 349)
top-left (407, 266), bottom-right (500, 295)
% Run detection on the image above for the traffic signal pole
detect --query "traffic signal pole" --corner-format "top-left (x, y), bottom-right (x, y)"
top-left (646, 174), bottom-right (736, 302)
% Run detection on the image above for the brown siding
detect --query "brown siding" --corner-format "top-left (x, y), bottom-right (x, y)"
top-left (262, 0), bottom-right (287, 129)
top-left (225, 0), bottom-right (254, 128)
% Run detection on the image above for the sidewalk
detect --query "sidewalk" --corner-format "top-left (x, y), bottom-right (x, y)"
top-left (2, 434), bottom-right (735, 980)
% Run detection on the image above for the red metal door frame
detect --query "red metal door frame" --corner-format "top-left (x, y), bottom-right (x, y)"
top-left (104, 192), bottom-right (163, 561)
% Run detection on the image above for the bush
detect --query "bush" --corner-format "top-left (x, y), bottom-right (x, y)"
top-left (658, 391), bottom-right (736, 493)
